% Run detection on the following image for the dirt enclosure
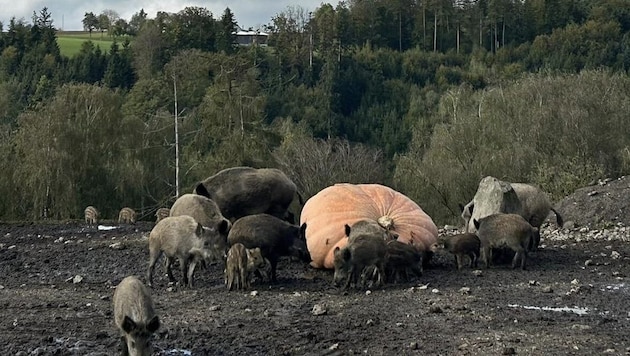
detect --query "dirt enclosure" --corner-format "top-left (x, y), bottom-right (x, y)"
top-left (2, 178), bottom-right (630, 355)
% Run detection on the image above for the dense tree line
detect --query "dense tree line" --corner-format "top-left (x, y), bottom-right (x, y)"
top-left (0, 1), bottom-right (629, 224)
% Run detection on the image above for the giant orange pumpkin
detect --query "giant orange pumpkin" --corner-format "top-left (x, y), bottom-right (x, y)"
top-left (300, 183), bottom-right (438, 269)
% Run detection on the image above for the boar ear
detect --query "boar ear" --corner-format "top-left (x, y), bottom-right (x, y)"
top-left (147, 316), bottom-right (160, 333)
top-left (195, 183), bottom-right (211, 198)
top-left (473, 219), bottom-right (480, 230)
top-left (121, 316), bottom-right (138, 333)
top-left (344, 224), bottom-right (351, 237)
top-left (218, 219), bottom-right (230, 234)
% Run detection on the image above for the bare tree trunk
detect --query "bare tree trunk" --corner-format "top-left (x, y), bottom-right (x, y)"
top-left (173, 75), bottom-right (179, 199)
top-left (479, 16), bottom-right (483, 47)
top-left (423, 4), bottom-right (426, 49)
top-left (494, 21), bottom-right (498, 52)
top-left (240, 95), bottom-right (244, 140)
top-left (433, 12), bottom-right (437, 52)
top-left (456, 23), bottom-right (460, 53)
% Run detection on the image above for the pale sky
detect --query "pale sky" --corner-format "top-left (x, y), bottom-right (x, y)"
top-left (0, 1), bottom-right (337, 31)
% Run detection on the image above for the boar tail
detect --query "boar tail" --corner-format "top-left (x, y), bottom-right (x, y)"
top-left (551, 208), bottom-right (564, 228)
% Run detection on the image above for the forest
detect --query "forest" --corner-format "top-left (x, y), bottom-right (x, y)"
top-left (0, 0), bottom-right (629, 224)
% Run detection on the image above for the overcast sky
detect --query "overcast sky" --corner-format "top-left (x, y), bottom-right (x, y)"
top-left (0, 1), bottom-right (336, 31)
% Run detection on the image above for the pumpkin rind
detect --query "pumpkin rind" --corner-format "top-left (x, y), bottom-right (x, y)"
top-left (300, 183), bottom-right (438, 269)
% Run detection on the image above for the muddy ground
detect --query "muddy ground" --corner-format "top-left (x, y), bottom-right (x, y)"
top-left (1, 177), bottom-right (630, 355)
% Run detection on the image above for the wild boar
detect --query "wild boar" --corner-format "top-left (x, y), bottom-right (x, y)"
top-left (384, 240), bottom-right (423, 282)
top-left (147, 215), bottom-right (227, 288)
top-left (224, 243), bottom-right (267, 290)
top-left (154, 208), bottom-right (170, 223)
top-left (113, 276), bottom-right (160, 356)
top-left (473, 213), bottom-right (537, 270)
top-left (462, 177), bottom-right (563, 250)
top-left (441, 233), bottom-right (481, 270)
top-left (510, 183), bottom-right (563, 250)
top-left (84, 206), bottom-right (99, 226)
top-left (169, 194), bottom-right (231, 257)
top-left (118, 207), bottom-right (137, 224)
top-left (333, 220), bottom-right (387, 289)
top-left (227, 213), bottom-right (309, 283)
top-left (194, 166), bottom-right (300, 222)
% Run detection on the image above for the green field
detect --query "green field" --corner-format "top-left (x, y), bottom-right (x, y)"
top-left (56, 31), bottom-right (116, 57)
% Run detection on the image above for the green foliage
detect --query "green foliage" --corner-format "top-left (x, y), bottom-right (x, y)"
top-left (395, 70), bottom-right (630, 224)
top-left (531, 157), bottom-right (604, 202)
top-left (13, 84), bottom-right (126, 219)
top-left (2, 2), bottom-right (630, 221)
top-left (180, 52), bottom-right (274, 188)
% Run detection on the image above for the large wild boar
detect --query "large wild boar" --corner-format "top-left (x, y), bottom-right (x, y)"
top-left (154, 208), bottom-right (170, 223)
top-left (227, 213), bottom-right (309, 283)
top-left (84, 206), bottom-right (99, 226)
top-left (169, 194), bottom-right (231, 256)
top-left (510, 182), bottom-right (563, 249)
top-left (473, 213), bottom-right (536, 270)
top-left (113, 276), bottom-right (160, 356)
top-left (462, 177), bottom-right (563, 250)
top-left (384, 240), bottom-right (423, 282)
top-left (441, 233), bottom-right (481, 270)
top-left (147, 215), bottom-right (227, 288)
top-left (224, 243), bottom-right (267, 291)
top-left (333, 220), bottom-right (387, 289)
top-left (194, 166), bottom-right (299, 222)
top-left (118, 207), bottom-right (137, 224)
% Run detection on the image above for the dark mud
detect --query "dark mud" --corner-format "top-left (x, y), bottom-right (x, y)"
top-left (1, 220), bottom-right (629, 355)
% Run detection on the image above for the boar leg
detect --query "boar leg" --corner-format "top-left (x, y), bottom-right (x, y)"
top-left (226, 268), bottom-right (235, 291)
top-left (470, 252), bottom-right (478, 268)
top-left (511, 248), bottom-right (527, 270)
top-left (344, 265), bottom-right (355, 290)
top-left (178, 257), bottom-right (189, 286)
top-left (269, 258), bottom-right (279, 284)
top-left (187, 258), bottom-right (200, 288)
top-left (146, 250), bottom-right (162, 287)
top-left (410, 263), bottom-right (423, 278)
top-left (481, 246), bottom-right (492, 268)
top-left (165, 257), bottom-right (176, 283)
top-left (455, 254), bottom-right (463, 270)
top-left (241, 264), bottom-right (249, 290)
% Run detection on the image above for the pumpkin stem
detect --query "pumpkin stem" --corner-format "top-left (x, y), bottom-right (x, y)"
top-left (377, 215), bottom-right (394, 230)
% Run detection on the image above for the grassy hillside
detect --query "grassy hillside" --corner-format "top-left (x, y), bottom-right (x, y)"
top-left (56, 31), bottom-right (115, 57)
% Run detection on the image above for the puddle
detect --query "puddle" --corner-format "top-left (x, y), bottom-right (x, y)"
top-left (508, 304), bottom-right (589, 316)
top-left (159, 349), bottom-right (192, 356)
top-left (97, 225), bottom-right (117, 231)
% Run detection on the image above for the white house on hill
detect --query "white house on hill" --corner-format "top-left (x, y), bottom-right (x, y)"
top-left (234, 29), bottom-right (269, 47)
